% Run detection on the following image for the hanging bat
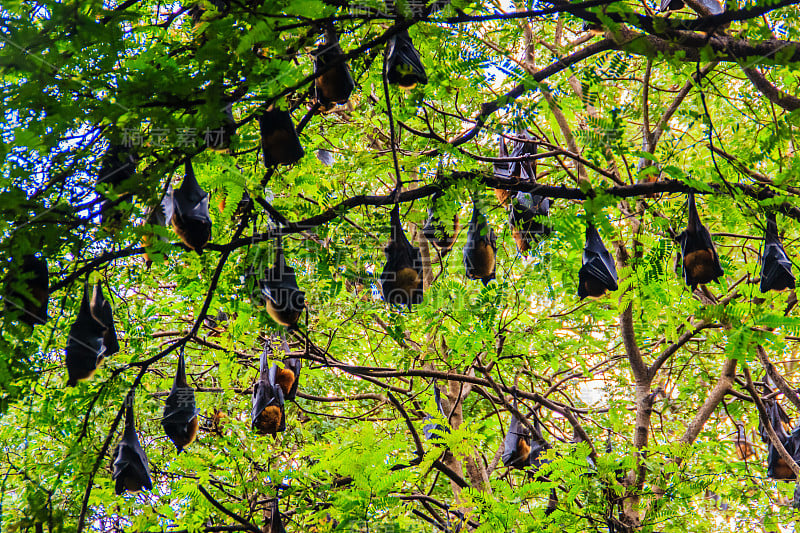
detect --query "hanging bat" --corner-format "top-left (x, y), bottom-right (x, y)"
top-left (508, 131), bottom-right (537, 180)
top-left (760, 212), bottom-right (795, 293)
top-left (274, 334), bottom-right (301, 401)
top-left (112, 390), bottom-right (153, 494)
top-left (7, 255), bottom-right (49, 326)
top-left (161, 347), bottom-right (200, 453)
top-left (268, 498), bottom-right (287, 533)
top-left (758, 397), bottom-right (797, 480)
top-left (313, 26), bottom-right (355, 107)
top-left (502, 404), bottom-right (551, 470)
top-left (205, 103), bottom-right (237, 151)
top-left (509, 192), bottom-right (551, 253)
top-left (252, 338), bottom-right (287, 437)
top-left (172, 161), bottom-right (212, 255)
top-left (260, 237), bottom-right (306, 328)
top-left (142, 190), bottom-right (175, 267)
top-left (733, 423), bottom-right (755, 461)
top-left (494, 137), bottom-right (513, 208)
top-left (385, 29), bottom-right (427, 89)
top-left (380, 204), bottom-right (424, 308)
top-left (463, 201), bottom-right (496, 286)
top-left (66, 282), bottom-right (118, 386)
top-left (259, 108), bottom-right (304, 167)
top-left (578, 224), bottom-right (618, 299)
top-left (97, 144), bottom-right (137, 226)
top-left (422, 191), bottom-right (460, 253)
top-left (422, 383), bottom-right (449, 443)
top-left (676, 193), bottom-right (723, 290)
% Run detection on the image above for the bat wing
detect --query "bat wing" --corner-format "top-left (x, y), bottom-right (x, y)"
top-left (502, 413), bottom-right (530, 468)
top-left (509, 132), bottom-right (537, 178)
top-left (259, 109), bottom-right (304, 166)
top-left (262, 254), bottom-right (306, 314)
top-left (282, 356), bottom-right (301, 401)
top-left (386, 30), bottom-right (427, 86)
top-left (380, 210), bottom-right (423, 307)
top-left (463, 205), bottom-right (497, 284)
top-left (423, 385), bottom-right (450, 442)
top-left (578, 226), bottom-right (618, 298)
top-left (761, 221), bottom-right (795, 292)
top-left (113, 397), bottom-right (153, 494)
top-left (66, 288), bottom-right (107, 386)
top-left (90, 283), bottom-right (119, 357)
top-left (494, 136), bottom-right (511, 179)
top-left (313, 41), bottom-right (355, 105)
top-left (509, 193), bottom-right (551, 243)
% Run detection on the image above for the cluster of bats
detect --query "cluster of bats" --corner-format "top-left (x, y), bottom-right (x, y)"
top-left (3, 11), bottom-right (798, 528)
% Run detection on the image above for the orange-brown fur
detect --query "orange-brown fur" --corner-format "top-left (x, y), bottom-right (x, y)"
top-left (494, 189), bottom-right (512, 208)
top-left (254, 405), bottom-right (282, 436)
top-left (582, 278), bottom-right (608, 299)
top-left (512, 229), bottom-right (530, 253)
top-left (316, 70), bottom-right (351, 105)
top-left (684, 249), bottom-right (716, 283)
top-left (395, 267), bottom-right (421, 294)
top-left (266, 301), bottom-right (301, 327)
top-left (263, 130), bottom-right (297, 165)
top-left (470, 242), bottom-right (495, 278)
top-left (172, 417), bottom-right (199, 450)
top-left (275, 368), bottom-right (296, 397)
top-left (734, 440), bottom-right (754, 461)
top-left (772, 457), bottom-right (796, 481)
top-left (516, 438), bottom-right (531, 463)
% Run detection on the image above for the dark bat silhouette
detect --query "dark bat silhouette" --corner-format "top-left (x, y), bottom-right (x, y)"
top-left (313, 27), bottom-right (355, 107)
top-left (259, 108), bottom-right (304, 166)
top-left (494, 137), bottom-right (513, 208)
top-left (676, 192), bottom-right (723, 290)
top-left (508, 131), bottom-right (537, 180)
top-left (760, 213), bottom-right (795, 292)
top-left (274, 334), bottom-right (301, 401)
top-left (112, 390), bottom-right (153, 494)
top-left (463, 201), bottom-right (497, 285)
top-left (260, 237), bottom-right (306, 327)
top-left (385, 29), bottom-right (427, 89)
top-left (171, 161), bottom-right (212, 254)
top-left (66, 282), bottom-right (118, 386)
top-left (7, 255), bottom-right (49, 326)
top-left (268, 498), bottom-right (287, 533)
top-left (758, 397), bottom-right (797, 480)
top-left (207, 103), bottom-right (237, 151)
top-left (143, 191), bottom-right (175, 267)
top-left (578, 224), bottom-right (618, 299)
top-left (422, 384), bottom-right (450, 444)
top-left (162, 347), bottom-right (200, 453)
top-left (509, 192), bottom-right (551, 253)
top-left (381, 204), bottom-right (424, 308)
top-left (252, 338), bottom-right (286, 437)
top-left (660, 0), bottom-right (684, 11)
top-left (422, 191), bottom-right (460, 252)
top-left (502, 404), bottom-right (551, 470)
top-left (97, 144), bottom-right (137, 225)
